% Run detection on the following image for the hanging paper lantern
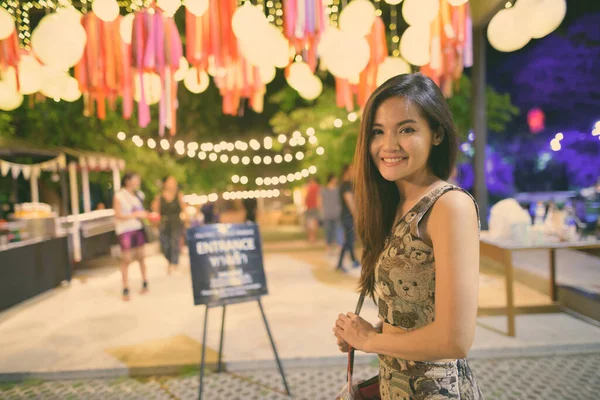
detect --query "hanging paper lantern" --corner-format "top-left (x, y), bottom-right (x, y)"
top-left (527, 108), bottom-right (545, 134)
top-left (232, 2), bottom-right (268, 40)
top-left (447, 0), bottom-right (469, 5)
top-left (0, 82), bottom-right (23, 111)
top-left (134, 73), bottom-right (163, 105)
top-left (39, 67), bottom-right (70, 99)
top-left (384, 0), bottom-right (403, 4)
top-left (92, 0), bottom-right (120, 23)
top-left (174, 57), bottom-right (190, 82)
top-left (239, 24), bottom-right (290, 68)
top-left (259, 65), bottom-right (276, 84)
top-left (184, 67), bottom-right (210, 93)
top-left (402, 0), bottom-right (439, 26)
top-left (120, 13), bottom-right (134, 44)
top-left (339, 0), bottom-right (376, 37)
top-left (0, 8), bottom-right (15, 40)
top-left (287, 62), bottom-right (313, 91)
top-left (17, 54), bottom-right (43, 95)
top-left (157, 0), bottom-right (181, 17)
top-left (31, 12), bottom-right (87, 70)
top-left (321, 29), bottom-right (370, 79)
top-left (185, 0), bottom-right (209, 16)
top-left (377, 57), bottom-right (411, 86)
top-left (516, 0), bottom-right (566, 39)
top-left (62, 77), bottom-right (82, 102)
top-left (487, 8), bottom-right (530, 52)
top-left (400, 25), bottom-right (430, 66)
top-left (297, 75), bottom-right (323, 101)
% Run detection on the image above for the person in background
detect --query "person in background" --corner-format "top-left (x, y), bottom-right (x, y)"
top-left (113, 172), bottom-right (149, 302)
top-left (152, 176), bottom-right (186, 275)
top-left (201, 202), bottom-right (218, 224)
top-left (243, 197), bottom-right (258, 223)
top-left (337, 164), bottom-right (360, 271)
top-left (304, 176), bottom-right (321, 243)
top-left (321, 173), bottom-right (342, 257)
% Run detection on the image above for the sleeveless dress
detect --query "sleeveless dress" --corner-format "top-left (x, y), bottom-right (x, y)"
top-left (375, 184), bottom-right (484, 400)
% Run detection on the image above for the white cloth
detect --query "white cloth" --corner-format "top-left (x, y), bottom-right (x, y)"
top-left (114, 189), bottom-right (144, 235)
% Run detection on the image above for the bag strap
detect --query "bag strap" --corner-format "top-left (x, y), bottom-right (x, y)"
top-left (347, 293), bottom-right (365, 392)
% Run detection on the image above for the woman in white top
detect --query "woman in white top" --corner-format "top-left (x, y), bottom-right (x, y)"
top-left (113, 172), bottom-right (149, 301)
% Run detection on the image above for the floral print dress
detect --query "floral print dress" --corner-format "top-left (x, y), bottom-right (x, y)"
top-left (374, 184), bottom-right (484, 400)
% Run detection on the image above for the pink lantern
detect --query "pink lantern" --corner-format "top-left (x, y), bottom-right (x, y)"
top-left (527, 108), bottom-right (545, 134)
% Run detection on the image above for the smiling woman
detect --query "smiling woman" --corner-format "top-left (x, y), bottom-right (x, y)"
top-left (333, 73), bottom-right (483, 400)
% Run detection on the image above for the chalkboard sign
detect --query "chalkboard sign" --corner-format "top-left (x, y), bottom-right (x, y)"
top-left (187, 223), bottom-right (268, 307)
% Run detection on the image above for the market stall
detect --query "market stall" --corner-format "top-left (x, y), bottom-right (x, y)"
top-left (0, 140), bottom-right (71, 312)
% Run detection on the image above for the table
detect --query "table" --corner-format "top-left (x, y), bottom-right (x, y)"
top-left (0, 236), bottom-right (71, 312)
top-left (479, 233), bottom-right (600, 337)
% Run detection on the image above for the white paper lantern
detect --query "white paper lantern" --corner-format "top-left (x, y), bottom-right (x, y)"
top-left (184, 67), bottom-right (210, 93)
top-left (384, 0), bottom-right (403, 4)
top-left (40, 67), bottom-right (70, 100)
top-left (447, 0), bottom-right (469, 6)
top-left (17, 55), bottom-right (43, 95)
top-left (402, 0), bottom-right (439, 26)
top-left (287, 62), bottom-right (313, 91)
top-left (239, 24), bottom-right (290, 68)
top-left (0, 8), bottom-right (15, 40)
top-left (62, 77), bottom-right (82, 102)
top-left (157, 0), bottom-right (181, 17)
top-left (31, 13), bottom-right (87, 70)
top-left (259, 65), bottom-right (276, 84)
top-left (339, 0), bottom-right (376, 37)
top-left (517, 0), bottom-right (566, 39)
top-left (185, 0), bottom-right (209, 16)
top-left (232, 2), bottom-right (268, 40)
top-left (321, 29), bottom-right (370, 79)
top-left (120, 14), bottom-right (134, 44)
top-left (134, 73), bottom-right (162, 104)
top-left (174, 57), bottom-right (189, 81)
top-left (0, 81), bottom-right (23, 111)
top-left (487, 8), bottom-right (530, 52)
top-left (92, 0), bottom-right (120, 22)
top-left (298, 75), bottom-right (323, 101)
top-left (400, 26), bottom-right (431, 66)
top-left (377, 57), bottom-right (411, 86)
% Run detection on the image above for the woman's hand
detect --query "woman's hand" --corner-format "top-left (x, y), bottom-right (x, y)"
top-left (333, 312), bottom-right (378, 353)
top-left (336, 337), bottom-right (350, 353)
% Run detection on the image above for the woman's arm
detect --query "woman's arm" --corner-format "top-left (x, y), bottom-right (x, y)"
top-left (335, 190), bottom-right (480, 361)
top-left (151, 195), bottom-right (161, 214)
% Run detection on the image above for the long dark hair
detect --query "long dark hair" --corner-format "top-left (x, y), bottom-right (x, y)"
top-left (121, 172), bottom-right (139, 189)
top-left (355, 73), bottom-right (458, 298)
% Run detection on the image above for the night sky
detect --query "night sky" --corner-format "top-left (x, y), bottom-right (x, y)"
top-left (485, 0), bottom-right (600, 136)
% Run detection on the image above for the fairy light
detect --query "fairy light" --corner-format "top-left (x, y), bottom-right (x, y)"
top-left (330, 0), bottom-right (340, 27)
top-left (374, 0), bottom-right (382, 17)
top-left (274, 0), bottom-right (283, 27)
top-left (240, 167), bottom-right (318, 187)
top-left (391, 4), bottom-right (400, 57)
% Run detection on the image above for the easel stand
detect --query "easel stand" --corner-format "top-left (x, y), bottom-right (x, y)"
top-left (198, 297), bottom-right (291, 399)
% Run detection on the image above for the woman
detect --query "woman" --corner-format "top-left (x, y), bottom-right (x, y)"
top-left (337, 164), bottom-right (360, 271)
top-left (152, 176), bottom-right (186, 275)
top-left (113, 172), bottom-right (149, 301)
top-left (321, 174), bottom-right (342, 257)
top-left (333, 74), bottom-right (483, 399)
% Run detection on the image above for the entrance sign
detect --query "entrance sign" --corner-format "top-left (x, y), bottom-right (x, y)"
top-left (188, 223), bottom-right (268, 306)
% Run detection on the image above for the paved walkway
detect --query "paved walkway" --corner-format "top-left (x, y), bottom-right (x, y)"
top-left (1, 240), bottom-right (600, 381)
top-left (1, 352), bottom-right (599, 399)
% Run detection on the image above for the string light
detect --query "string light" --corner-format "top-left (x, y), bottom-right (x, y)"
top-left (223, 189), bottom-right (282, 201)
top-left (390, 4), bottom-right (400, 57)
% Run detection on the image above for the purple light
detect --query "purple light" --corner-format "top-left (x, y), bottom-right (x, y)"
top-left (468, 131), bottom-right (475, 142)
